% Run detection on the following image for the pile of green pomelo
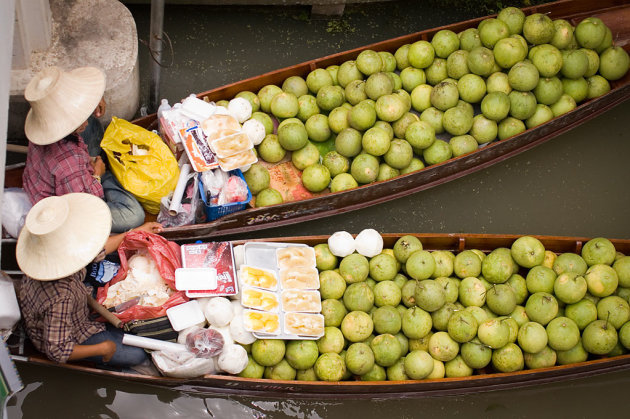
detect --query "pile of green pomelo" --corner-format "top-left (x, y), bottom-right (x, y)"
top-left (238, 236), bottom-right (630, 382)
top-left (233, 6), bottom-right (629, 207)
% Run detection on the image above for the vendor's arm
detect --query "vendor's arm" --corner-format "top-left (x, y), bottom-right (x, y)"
top-left (104, 222), bottom-right (163, 254)
top-left (68, 340), bottom-right (116, 362)
top-left (53, 150), bottom-right (104, 198)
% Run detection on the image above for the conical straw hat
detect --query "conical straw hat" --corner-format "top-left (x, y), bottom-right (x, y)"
top-left (24, 66), bottom-right (106, 145)
top-left (16, 193), bottom-right (112, 281)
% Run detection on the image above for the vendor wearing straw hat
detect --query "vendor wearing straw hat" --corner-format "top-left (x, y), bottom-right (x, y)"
top-left (22, 66), bottom-right (145, 233)
top-left (16, 193), bottom-right (159, 367)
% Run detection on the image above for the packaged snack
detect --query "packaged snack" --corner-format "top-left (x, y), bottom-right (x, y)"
top-left (276, 247), bottom-right (316, 270)
top-left (284, 312), bottom-right (325, 337)
top-left (217, 149), bottom-right (257, 171)
top-left (281, 290), bottom-right (322, 313)
top-left (243, 309), bottom-right (280, 335)
top-left (212, 132), bottom-right (252, 158)
top-left (279, 267), bottom-right (320, 290)
top-left (240, 266), bottom-right (278, 290)
top-left (241, 287), bottom-right (280, 312)
top-left (201, 114), bottom-right (241, 140)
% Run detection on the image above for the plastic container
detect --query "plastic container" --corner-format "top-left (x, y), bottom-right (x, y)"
top-left (166, 300), bottom-right (206, 331)
top-left (0, 273), bottom-right (20, 330)
top-left (199, 169), bottom-right (252, 221)
top-left (157, 99), bottom-right (171, 120)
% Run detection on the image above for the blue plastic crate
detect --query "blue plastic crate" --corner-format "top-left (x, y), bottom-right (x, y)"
top-left (199, 169), bottom-right (252, 221)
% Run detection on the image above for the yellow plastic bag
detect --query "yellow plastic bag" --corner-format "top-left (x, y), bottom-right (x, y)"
top-left (101, 117), bottom-right (180, 214)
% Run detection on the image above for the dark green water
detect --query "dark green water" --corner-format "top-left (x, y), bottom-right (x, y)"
top-left (6, 1), bottom-right (630, 417)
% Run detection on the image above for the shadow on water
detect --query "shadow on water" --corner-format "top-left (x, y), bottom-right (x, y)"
top-left (8, 362), bottom-right (630, 418)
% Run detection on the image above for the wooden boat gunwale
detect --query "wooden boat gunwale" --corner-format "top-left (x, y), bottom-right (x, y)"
top-left (125, 0), bottom-right (630, 241)
top-left (10, 233), bottom-right (630, 399)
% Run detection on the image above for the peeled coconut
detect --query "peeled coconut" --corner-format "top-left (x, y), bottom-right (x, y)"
top-left (218, 343), bottom-right (249, 374)
top-left (177, 325), bottom-right (203, 345)
top-left (231, 299), bottom-right (244, 316)
top-left (242, 119), bottom-right (266, 145)
top-left (195, 297), bottom-right (212, 313)
top-left (210, 325), bottom-right (235, 347)
top-left (204, 297), bottom-right (234, 327)
top-left (355, 228), bottom-right (384, 257)
top-left (214, 106), bottom-right (230, 116)
top-left (228, 97), bottom-right (253, 123)
top-left (229, 313), bottom-right (256, 345)
top-left (328, 231), bottom-right (356, 257)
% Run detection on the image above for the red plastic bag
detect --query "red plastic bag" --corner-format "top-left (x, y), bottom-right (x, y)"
top-left (96, 230), bottom-right (188, 323)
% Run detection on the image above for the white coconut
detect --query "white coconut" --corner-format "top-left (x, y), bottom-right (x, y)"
top-left (228, 97), bottom-right (253, 123)
top-left (355, 228), bottom-right (384, 257)
top-left (217, 344), bottom-right (249, 375)
top-left (177, 325), bottom-right (203, 345)
top-left (203, 297), bottom-right (234, 327)
top-left (241, 118), bottom-right (266, 145)
top-left (230, 298), bottom-right (244, 315)
top-left (214, 106), bottom-right (230, 116)
top-left (209, 325), bottom-right (235, 348)
top-left (229, 313), bottom-right (256, 345)
top-left (328, 231), bottom-right (356, 257)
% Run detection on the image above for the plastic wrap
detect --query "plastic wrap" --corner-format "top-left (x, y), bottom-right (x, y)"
top-left (185, 328), bottom-right (225, 358)
top-left (1, 188), bottom-right (32, 238)
top-left (151, 350), bottom-right (217, 378)
top-left (217, 175), bottom-right (249, 205)
top-left (157, 172), bottom-right (203, 228)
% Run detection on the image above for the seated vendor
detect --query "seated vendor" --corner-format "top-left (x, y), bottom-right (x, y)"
top-left (22, 65), bottom-right (145, 233)
top-left (16, 192), bottom-right (162, 368)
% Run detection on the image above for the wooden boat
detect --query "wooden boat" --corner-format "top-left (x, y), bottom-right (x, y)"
top-left (4, 0), bottom-right (630, 244)
top-left (7, 233), bottom-right (630, 399)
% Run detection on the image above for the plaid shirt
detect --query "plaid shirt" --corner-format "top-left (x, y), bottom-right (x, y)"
top-left (22, 134), bottom-right (104, 205)
top-left (19, 251), bottom-right (107, 363)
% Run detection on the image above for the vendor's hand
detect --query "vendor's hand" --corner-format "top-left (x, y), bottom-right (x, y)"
top-left (132, 222), bottom-right (163, 234)
top-left (93, 98), bottom-right (107, 118)
top-left (100, 340), bottom-right (117, 362)
top-left (91, 156), bottom-right (106, 177)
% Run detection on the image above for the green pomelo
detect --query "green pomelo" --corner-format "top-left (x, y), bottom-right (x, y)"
top-left (551, 19), bottom-right (574, 50)
top-left (582, 320), bottom-right (618, 355)
top-left (348, 101), bottom-right (377, 131)
top-left (402, 306), bottom-right (432, 339)
top-left (301, 164), bottom-right (331, 193)
top-left (339, 253), bottom-right (369, 284)
top-left (316, 85), bottom-right (345, 112)
top-left (258, 134), bottom-right (286, 163)
top-left (493, 36), bottom-right (527, 69)
top-left (575, 17), bottom-right (606, 49)
top-left (561, 49), bottom-right (589, 79)
top-left (486, 284), bottom-right (517, 315)
top-left (454, 250), bottom-right (482, 278)
top-left (553, 252), bottom-right (588, 275)
top-left (370, 334), bottom-right (402, 367)
top-left (533, 76), bottom-right (563, 105)
top-left (376, 162), bottom-right (398, 182)
top-left (523, 13), bottom-right (555, 45)
top-left (443, 107), bottom-right (473, 136)
top-left (297, 94), bottom-right (320, 122)
top-left (524, 345), bottom-right (557, 370)
top-left (278, 122), bottom-right (308, 151)
top-left (486, 71), bottom-right (512, 95)
top-left (526, 104), bottom-right (554, 129)
top-left (423, 139), bottom-right (452, 165)
top-left (251, 339), bottom-right (286, 367)
top-left (373, 305), bottom-right (402, 335)
top-left (428, 331), bottom-right (459, 362)
top-left (450, 135), bottom-right (477, 157)
top-left (531, 44), bottom-right (563, 77)
top-left (326, 65), bottom-right (339, 86)
top-left (459, 276), bottom-right (487, 307)
top-left (379, 51), bottom-right (397, 72)
top-left (467, 46), bottom-right (496, 77)
top-left (239, 355), bottom-right (265, 379)
top-left (405, 120), bottom-right (436, 152)
top-left (314, 353), bottom-right (346, 381)
top-left (511, 236), bottom-right (545, 268)
top-left (444, 355), bottom-right (473, 378)
top-left (356, 50), bottom-right (384, 76)
top-left (341, 311), bottom-right (374, 342)
top-left (597, 296), bottom-right (630, 329)
top-left (587, 75), bottom-right (611, 99)
top-left (384, 139), bottom-right (413, 170)
top-left (403, 350), bottom-right (434, 379)
top-left (457, 73), bottom-right (486, 103)
top-left (460, 338), bottom-right (492, 369)
top-left (614, 256), bottom-right (630, 288)
top-left (546, 316), bottom-right (580, 351)
top-left (255, 188), bottom-right (283, 207)
top-left (518, 321), bottom-right (548, 354)
top-left (419, 107), bottom-right (444, 134)
top-left (344, 80), bottom-right (367, 105)
top-left (429, 81), bottom-right (459, 111)
top-left (264, 359), bottom-right (296, 380)
top-left (482, 248), bottom-right (516, 284)
top-left (414, 279), bottom-right (445, 312)
top-left (350, 153), bottom-right (380, 184)
top-left (335, 127), bottom-right (363, 158)
top-left (497, 7), bottom-right (525, 35)
top-left (236, 91), bottom-right (261, 113)
top-left (369, 253), bottom-right (398, 283)
top-left (432, 29), bottom-right (460, 58)
top-left (479, 18), bottom-right (510, 49)
top-left (525, 292), bottom-right (559, 325)
top-left (508, 60), bottom-right (540, 91)
top-left (481, 91), bottom-right (510, 121)
top-left (400, 157), bottom-right (425, 175)
top-left (343, 282), bottom-right (375, 313)
top-left (394, 44), bottom-right (411, 70)
top-left (556, 339), bottom-right (588, 365)
top-left (285, 340), bottom-right (319, 370)
top-left (257, 84), bottom-right (283, 113)
top-left (375, 94), bottom-right (406, 122)
top-left (323, 150), bottom-right (350, 177)
top-left (408, 40), bottom-right (435, 69)
top-left (374, 280), bottom-right (403, 307)
top-left (498, 117), bottom-right (526, 140)
top-left (562, 77), bottom-right (588, 103)
top-left (282, 76), bottom-right (309, 98)
top-left (582, 237), bottom-right (617, 266)
top-left (365, 72), bottom-right (393, 101)
top-left (470, 114), bottom-right (498, 144)
top-left (319, 270), bottom-right (346, 300)
top-left (554, 272), bottom-right (587, 304)
top-left (447, 309), bottom-right (478, 343)
top-left (459, 28), bottom-right (482, 51)
top-left (345, 342), bottom-right (375, 375)
top-left (337, 60), bottom-right (364, 88)
top-left (477, 318), bottom-right (510, 349)
top-left (306, 68), bottom-right (333, 95)
top-left (317, 326), bottom-right (345, 354)
top-left (362, 127), bottom-right (391, 156)
top-left (243, 163), bottom-right (270, 195)
top-left (394, 235), bottom-right (423, 264)
top-left (507, 275), bottom-right (528, 305)
top-left (291, 142), bottom-right (320, 171)
top-left (585, 264), bottom-right (618, 297)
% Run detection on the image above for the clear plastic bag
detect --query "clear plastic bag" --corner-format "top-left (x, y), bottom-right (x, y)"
top-left (1, 188), bottom-right (32, 238)
top-left (151, 350), bottom-right (216, 378)
top-left (218, 175), bottom-right (249, 205)
top-left (157, 173), bottom-right (204, 227)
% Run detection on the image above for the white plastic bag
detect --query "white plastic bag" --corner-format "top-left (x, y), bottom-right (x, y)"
top-left (151, 350), bottom-right (217, 378)
top-left (1, 188), bottom-right (32, 238)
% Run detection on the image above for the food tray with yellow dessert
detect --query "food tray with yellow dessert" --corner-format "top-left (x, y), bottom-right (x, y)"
top-left (241, 242), bottom-right (324, 339)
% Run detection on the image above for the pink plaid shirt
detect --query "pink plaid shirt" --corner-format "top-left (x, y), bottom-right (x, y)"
top-left (22, 134), bottom-right (104, 205)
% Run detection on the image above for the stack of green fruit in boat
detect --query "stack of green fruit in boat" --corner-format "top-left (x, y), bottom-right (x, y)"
top-left (231, 6), bottom-right (629, 207)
